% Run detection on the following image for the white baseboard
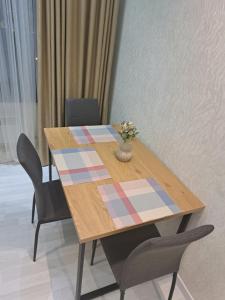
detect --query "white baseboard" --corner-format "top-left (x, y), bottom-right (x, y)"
top-left (153, 274), bottom-right (194, 300)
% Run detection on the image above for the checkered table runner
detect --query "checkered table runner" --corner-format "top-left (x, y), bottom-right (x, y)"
top-left (52, 148), bottom-right (111, 186)
top-left (69, 125), bottom-right (120, 144)
top-left (98, 178), bottom-right (181, 229)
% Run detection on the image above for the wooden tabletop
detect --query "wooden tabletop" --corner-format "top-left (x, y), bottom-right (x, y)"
top-left (44, 126), bottom-right (205, 243)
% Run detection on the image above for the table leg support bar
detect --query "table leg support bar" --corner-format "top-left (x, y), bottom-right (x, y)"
top-left (48, 148), bottom-right (52, 181)
top-left (80, 283), bottom-right (119, 300)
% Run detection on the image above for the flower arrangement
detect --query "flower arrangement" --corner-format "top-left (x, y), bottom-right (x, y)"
top-left (118, 121), bottom-right (139, 143)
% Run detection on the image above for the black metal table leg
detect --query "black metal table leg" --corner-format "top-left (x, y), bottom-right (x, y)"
top-left (90, 240), bottom-right (97, 266)
top-left (177, 213), bottom-right (192, 234)
top-left (48, 148), bottom-right (52, 181)
top-left (75, 243), bottom-right (85, 300)
top-left (74, 242), bottom-right (119, 299)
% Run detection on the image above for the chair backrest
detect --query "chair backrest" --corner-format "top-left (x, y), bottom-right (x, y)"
top-left (65, 98), bottom-right (101, 126)
top-left (120, 225), bottom-right (214, 290)
top-left (17, 133), bottom-right (43, 188)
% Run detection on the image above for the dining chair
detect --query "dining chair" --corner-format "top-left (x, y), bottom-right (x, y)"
top-left (17, 134), bottom-right (71, 261)
top-left (65, 98), bottom-right (101, 127)
top-left (100, 224), bottom-right (214, 300)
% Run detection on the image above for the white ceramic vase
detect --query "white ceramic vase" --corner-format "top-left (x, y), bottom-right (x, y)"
top-left (115, 141), bottom-right (132, 162)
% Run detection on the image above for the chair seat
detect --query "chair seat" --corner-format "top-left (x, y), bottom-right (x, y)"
top-left (36, 179), bottom-right (71, 223)
top-left (101, 224), bottom-right (160, 284)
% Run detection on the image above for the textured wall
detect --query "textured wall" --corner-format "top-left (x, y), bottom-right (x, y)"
top-left (110, 1), bottom-right (225, 299)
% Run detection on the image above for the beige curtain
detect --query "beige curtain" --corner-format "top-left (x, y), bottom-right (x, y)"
top-left (37, 0), bottom-right (120, 164)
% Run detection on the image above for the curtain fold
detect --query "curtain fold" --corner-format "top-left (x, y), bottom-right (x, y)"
top-left (37, 0), bottom-right (120, 164)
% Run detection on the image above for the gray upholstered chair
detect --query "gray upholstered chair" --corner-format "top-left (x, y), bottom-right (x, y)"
top-left (17, 134), bottom-right (71, 261)
top-left (65, 98), bottom-right (101, 127)
top-left (100, 224), bottom-right (214, 300)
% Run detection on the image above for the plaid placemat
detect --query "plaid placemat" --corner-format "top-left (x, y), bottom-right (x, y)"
top-left (52, 148), bottom-right (111, 186)
top-left (98, 178), bottom-right (181, 229)
top-left (69, 125), bottom-right (120, 144)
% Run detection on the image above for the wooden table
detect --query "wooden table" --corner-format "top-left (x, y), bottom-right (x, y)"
top-left (44, 126), bottom-right (205, 299)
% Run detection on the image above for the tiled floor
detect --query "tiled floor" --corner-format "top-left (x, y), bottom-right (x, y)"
top-left (0, 164), bottom-right (163, 300)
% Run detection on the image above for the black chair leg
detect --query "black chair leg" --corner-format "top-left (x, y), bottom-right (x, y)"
top-left (120, 290), bottom-right (125, 300)
top-left (31, 193), bottom-right (35, 224)
top-left (33, 222), bottom-right (41, 262)
top-left (90, 240), bottom-right (97, 265)
top-left (168, 272), bottom-right (177, 300)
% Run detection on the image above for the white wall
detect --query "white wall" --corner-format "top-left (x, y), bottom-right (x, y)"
top-left (110, 1), bottom-right (225, 299)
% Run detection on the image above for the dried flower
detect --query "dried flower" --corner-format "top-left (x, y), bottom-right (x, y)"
top-left (119, 121), bottom-right (139, 142)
